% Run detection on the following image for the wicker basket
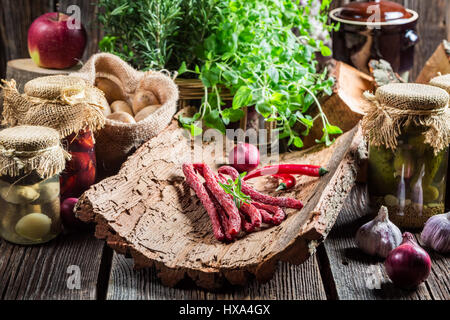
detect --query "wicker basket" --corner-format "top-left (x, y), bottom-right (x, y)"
top-left (175, 78), bottom-right (276, 147)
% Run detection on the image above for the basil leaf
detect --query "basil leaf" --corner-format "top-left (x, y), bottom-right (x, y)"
top-left (325, 124), bottom-right (343, 135)
top-left (232, 86), bottom-right (252, 109)
top-left (222, 108), bottom-right (244, 122)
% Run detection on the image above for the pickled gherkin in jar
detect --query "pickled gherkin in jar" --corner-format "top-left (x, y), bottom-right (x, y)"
top-left (369, 128), bottom-right (448, 229)
top-left (363, 83), bottom-right (450, 229)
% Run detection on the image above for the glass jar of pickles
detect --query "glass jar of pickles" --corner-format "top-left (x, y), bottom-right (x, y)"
top-left (0, 126), bottom-right (70, 244)
top-left (364, 83), bottom-right (450, 229)
top-left (429, 74), bottom-right (450, 211)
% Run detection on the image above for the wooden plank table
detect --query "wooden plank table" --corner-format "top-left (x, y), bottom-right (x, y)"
top-left (0, 184), bottom-right (448, 300)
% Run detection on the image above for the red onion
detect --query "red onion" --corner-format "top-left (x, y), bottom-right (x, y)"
top-left (228, 143), bottom-right (260, 173)
top-left (385, 232), bottom-right (431, 289)
top-left (61, 197), bottom-right (85, 229)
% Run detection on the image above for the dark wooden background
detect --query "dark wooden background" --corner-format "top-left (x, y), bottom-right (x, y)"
top-left (1, 0), bottom-right (449, 81)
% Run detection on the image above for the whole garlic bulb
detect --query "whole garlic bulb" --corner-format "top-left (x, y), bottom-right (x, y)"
top-left (421, 212), bottom-right (450, 253)
top-left (356, 206), bottom-right (402, 258)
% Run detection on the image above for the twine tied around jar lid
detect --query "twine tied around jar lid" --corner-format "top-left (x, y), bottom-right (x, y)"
top-left (362, 83), bottom-right (450, 155)
top-left (1, 75), bottom-right (108, 139)
top-left (0, 126), bottom-right (71, 179)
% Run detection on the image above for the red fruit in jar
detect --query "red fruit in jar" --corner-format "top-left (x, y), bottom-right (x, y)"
top-left (61, 197), bottom-right (85, 229)
top-left (67, 152), bottom-right (92, 172)
top-left (76, 160), bottom-right (96, 189)
top-left (66, 130), bottom-right (95, 152)
top-left (75, 131), bottom-right (95, 150)
top-left (60, 174), bottom-right (77, 197)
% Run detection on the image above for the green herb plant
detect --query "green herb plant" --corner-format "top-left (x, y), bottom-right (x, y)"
top-left (178, 0), bottom-right (342, 147)
top-left (218, 172), bottom-right (251, 209)
top-left (97, 0), bottom-right (220, 71)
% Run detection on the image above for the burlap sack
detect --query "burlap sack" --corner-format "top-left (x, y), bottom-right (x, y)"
top-left (362, 83), bottom-right (450, 155)
top-left (70, 53), bottom-right (179, 172)
top-left (0, 126), bottom-right (70, 179)
top-left (430, 74), bottom-right (450, 93)
top-left (1, 75), bottom-right (107, 138)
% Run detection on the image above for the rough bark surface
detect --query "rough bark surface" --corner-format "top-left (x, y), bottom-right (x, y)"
top-left (76, 114), bottom-right (366, 290)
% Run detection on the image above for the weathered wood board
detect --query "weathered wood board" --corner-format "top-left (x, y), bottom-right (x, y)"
top-left (322, 185), bottom-right (450, 300)
top-left (0, 232), bottom-right (106, 300)
top-left (76, 112), bottom-right (366, 290)
top-left (106, 253), bottom-right (327, 300)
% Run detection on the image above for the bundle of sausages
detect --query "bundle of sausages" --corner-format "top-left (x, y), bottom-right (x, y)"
top-left (182, 163), bottom-right (304, 242)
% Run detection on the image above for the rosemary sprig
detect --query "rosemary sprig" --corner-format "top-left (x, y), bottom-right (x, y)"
top-left (97, 0), bottom-right (220, 71)
top-left (218, 172), bottom-right (251, 209)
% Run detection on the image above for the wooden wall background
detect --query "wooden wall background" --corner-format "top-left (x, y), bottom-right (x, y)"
top-left (0, 0), bottom-right (449, 81)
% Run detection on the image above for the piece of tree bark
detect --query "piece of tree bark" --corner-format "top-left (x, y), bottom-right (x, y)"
top-left (76, 113), bottom-right (367, 290)
top-left (301, 61), bottom-right (373, 149)
top-left (415, 41), bottom-right (450, 84)
top-left (369, 59), bottom-right (405, 87)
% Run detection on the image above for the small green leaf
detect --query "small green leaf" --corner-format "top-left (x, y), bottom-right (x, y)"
top-left (320, 45), bottom-right (332, 57)
top-left (204, 110), bottom-right (226, 134)
top-left (299, 117), bottom-right (313, 128)
top-left (255, 102), bottom-right (272, 118)
top-left (222, 108), bottom-right (244, 122)
top-left (293, 136), bottom-right (304, 148)
top-left (232, 86), bottom-right (252, 109)
top-left (111, 3), bottom-right (129, 15)
top-left (178, 61), bottom-right (187, 75)
top-left (325, 124), bottom-right (343, 135)
top-left (190, 124), bottom-right (203, 136)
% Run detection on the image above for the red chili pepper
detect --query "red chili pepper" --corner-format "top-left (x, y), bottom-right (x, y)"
top-left (243, 164), bottom-right (328, 181)
top-left (272, 174), bottom-right (296, 191)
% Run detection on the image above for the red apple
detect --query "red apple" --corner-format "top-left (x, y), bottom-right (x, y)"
top-left (28, 12), bottom-right (86, 69)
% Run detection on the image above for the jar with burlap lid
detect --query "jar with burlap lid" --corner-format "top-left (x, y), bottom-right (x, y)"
top-left (363, 83), bottom-right (450, 229)
top-left (429, 73), bottom-right (450, 211)
top-left (1, 75), bottom-right (108, 199)
top-left (0, 126), bottom-right (70, 245)
top-left (430, 74), bottom-right (450, 94)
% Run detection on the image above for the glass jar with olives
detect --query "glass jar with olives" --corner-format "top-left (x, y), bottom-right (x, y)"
top-left (364, 83), bottom-right (450, 229)
top-left (0, 126), bottom-right (69, 244)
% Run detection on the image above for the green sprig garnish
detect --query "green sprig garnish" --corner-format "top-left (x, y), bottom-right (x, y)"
top-left (218, 172), bottom-right (251, 209)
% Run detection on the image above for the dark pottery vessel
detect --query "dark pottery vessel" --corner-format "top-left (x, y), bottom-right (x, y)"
top-left (330, 0), bottom-right (419, 76)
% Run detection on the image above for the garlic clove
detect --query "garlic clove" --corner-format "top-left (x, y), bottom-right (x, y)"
top-left (355, 206), bottom-right (403, 258)
top-left (420, 211), bottom-right (450, 253)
